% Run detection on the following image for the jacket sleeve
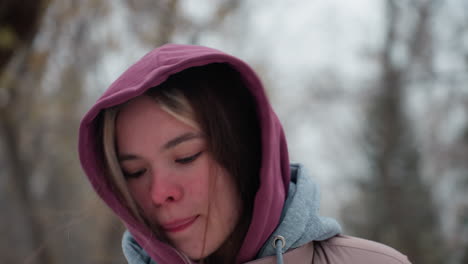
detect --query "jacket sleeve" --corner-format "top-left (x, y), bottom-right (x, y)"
top-left (313, 235), bottom-right (412, 264)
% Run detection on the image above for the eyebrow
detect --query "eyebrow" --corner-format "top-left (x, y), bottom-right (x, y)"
top-left (163, 132), bottom-right (201, 150)
top-left (118, 132), bottom-right (201, 162)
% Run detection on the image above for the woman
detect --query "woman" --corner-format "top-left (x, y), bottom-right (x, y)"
top-left (79, 44), bottom-right (411, 263)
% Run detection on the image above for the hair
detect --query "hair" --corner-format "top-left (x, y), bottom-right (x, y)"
top-left (101, 63), bottom-right (261, 263)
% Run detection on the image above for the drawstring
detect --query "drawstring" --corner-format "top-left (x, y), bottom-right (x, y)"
top-left (272, 235), bottom-right (285, 264)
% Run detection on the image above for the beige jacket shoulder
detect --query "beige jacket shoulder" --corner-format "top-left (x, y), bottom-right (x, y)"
top-left (245, 235), bottom-right (411, 264)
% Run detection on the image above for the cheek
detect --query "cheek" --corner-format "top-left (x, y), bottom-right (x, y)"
top-left (209, 168), bottom-right (242, 225)
top-left (217, 175), bottom-right (242, 219)
top-left (127, 180), bottom-right (151, 211)
top-left (184, 161), bottom-right (213, 205)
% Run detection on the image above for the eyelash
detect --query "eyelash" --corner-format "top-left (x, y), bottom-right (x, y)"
top-left (175, 151), bottom-right (203, 164)
top-left (123, 152), bottom-right (203, 179)
top-left (123, 169), bottom-right (146, 179)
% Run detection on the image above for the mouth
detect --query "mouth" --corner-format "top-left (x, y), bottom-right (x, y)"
top-left (161, 215), bottom-right (199, 233)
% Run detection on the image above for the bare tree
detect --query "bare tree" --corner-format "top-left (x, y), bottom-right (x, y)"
top-left (342, 1), bottom-right (443, 263)
top-left (1, 1), bottom-right (247, 263)
top-left (0, 1), bottom-right (54, 263)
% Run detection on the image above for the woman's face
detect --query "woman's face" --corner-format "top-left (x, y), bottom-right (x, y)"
top-left (115, 95), bottom-right (242, 259)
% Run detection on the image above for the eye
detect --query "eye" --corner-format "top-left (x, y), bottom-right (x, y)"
top-left (175, 151), bottom-right (202, 164)
top-left (123, 169), bottom-right (147, 179)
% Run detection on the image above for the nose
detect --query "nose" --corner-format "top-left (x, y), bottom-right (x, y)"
top-left (149, 169), bottom-right (183, 207)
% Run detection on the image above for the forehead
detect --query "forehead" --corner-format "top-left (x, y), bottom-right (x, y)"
top-left (115, 96), bottom-right (198, 149)
top-left (117, 96), bottom-right (165, 126)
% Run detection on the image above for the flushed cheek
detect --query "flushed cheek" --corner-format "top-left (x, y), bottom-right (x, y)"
top-left (185, 178), bottom-right (209, 201)
top-left (132, 194), bottom-right (155, 219)
top-left (213, 174), bottom-right (242, 230)
top-left (181, 165), bottom-right (212, 203)
top-left (127, 183), bottom-right (149, 210)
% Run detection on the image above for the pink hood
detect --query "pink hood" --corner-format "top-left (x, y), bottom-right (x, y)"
top-left (78, 44), bottom-right (290, 263)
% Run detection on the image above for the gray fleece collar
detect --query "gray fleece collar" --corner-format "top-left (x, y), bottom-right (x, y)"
top-left (257, 163), bottom-right (341, 258)
top-left (122, 230), bottom-right (157, 264)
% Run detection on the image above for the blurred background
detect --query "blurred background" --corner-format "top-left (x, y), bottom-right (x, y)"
top-left (1, 0), bottom-right (467, 263)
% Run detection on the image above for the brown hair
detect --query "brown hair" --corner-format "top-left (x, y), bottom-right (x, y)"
top-left (102, 63), bottom-right (261, 263)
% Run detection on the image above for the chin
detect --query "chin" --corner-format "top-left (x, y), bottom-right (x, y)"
top-left (177, 242), bottom-right (218, 261)
top-left (182, 248), bottom-right (209, 261)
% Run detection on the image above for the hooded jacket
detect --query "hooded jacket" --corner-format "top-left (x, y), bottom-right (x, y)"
top-left (78, 44), bottom-right (411, 264)
top-left (121, 164), bottom-right (410, 264)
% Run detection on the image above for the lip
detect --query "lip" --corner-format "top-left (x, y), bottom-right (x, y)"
top-left (161, 215), bottom-right (199, 233)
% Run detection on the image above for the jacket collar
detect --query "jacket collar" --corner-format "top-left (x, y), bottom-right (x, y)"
top-left (256, 164), bottom-right (341, 258)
